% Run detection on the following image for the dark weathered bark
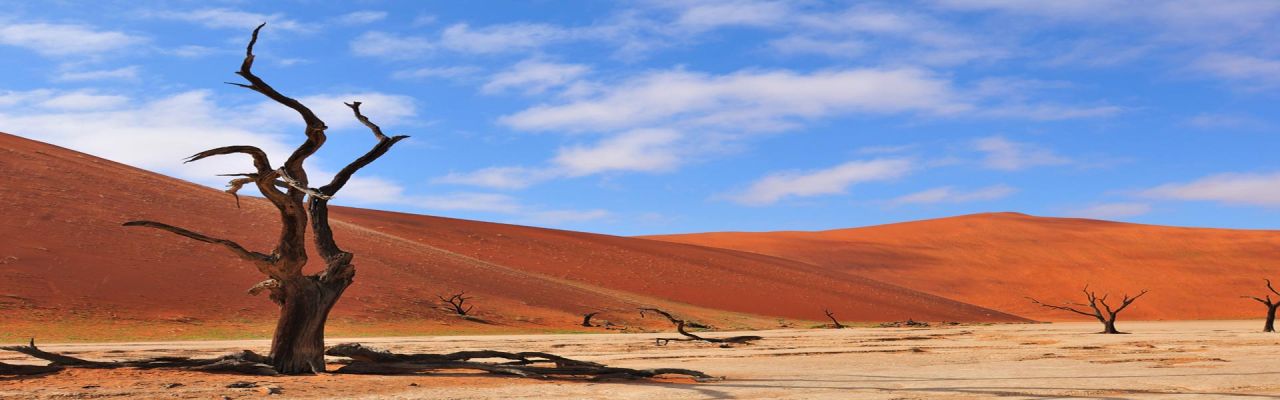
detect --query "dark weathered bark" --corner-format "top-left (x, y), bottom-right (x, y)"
top-left (1243, 279), bottom-right (1280, 333)
top-left (1027, 286), bottom-right (1147, 334)
top-left (824, 308), bottom-right (845, 329)
top-left (438, 292), bottom-right (474, 316)
top-left (639, 308), bottom-right (762, 346)
top-left (122, 24), bottom-right (406, 374)
top-left (582, 312), bottom-right (601, 327)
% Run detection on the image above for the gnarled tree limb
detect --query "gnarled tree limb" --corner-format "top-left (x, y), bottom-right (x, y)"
top-left (122, 221), bottom-right (273, 266)
top-left (824, 308), bottom-right (845, 329)
top-left (1244, 278), bottom-right (1280, 332)
top-left (639, 308), bottom-right (761, 346)
top-left (325, 343), bottom-right (718, 382)
top-left (1, 339), bottom-right (277, 375)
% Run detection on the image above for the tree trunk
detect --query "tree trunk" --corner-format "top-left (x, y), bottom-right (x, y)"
top-left (1101, 319), bottom-right (1119, 334)
top-left (1265, 305), bottom-right (1278, 333)
top-left (269, 276), bottom-right (350, 373)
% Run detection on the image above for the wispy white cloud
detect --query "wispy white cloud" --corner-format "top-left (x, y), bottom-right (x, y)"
top-left (339, 180), bottom-right (610, 225)
top-left (553, 128), bottom-right (683, 176)
top-left (890, 184), bottom-right (1016, 205)
top-left (670, 0), bottom-right (793, 31)
top-left (335, 11), bottom-right (388, 26)
top-left (768, 35), bottom-right (865, 58)
top-left (502, 67), bottom-right (968, 133)
top-left (433, 167), bottom-right (558, 190)
top-left (350, 31), bottom-right (434, 58)
top-left (434, 129), bottom-right (684, 189)
top-left (37, 91), bottom-right (129, 110)
top-left (1186, 113), bottom-right (1267, 130)
top-left (1066, 202), bottom-right (1152, 219)
top-left (1193, 53), bottom-right (1280, 87)
top-left (391, 66), bottom-right (481, 81)
top-left (167, 45), bottom-right (219, 58)
top-left (0, 90), bottom-right (296, 183)
top-left (440, 23), bottom-right (570, 54)
top-left (974, 136), bottom-right (1070, 171)
top-left (1142, 172), bottom-right (1280, 206)
top-left (148, 8), bottom-right (310, 32)
top-left (728, 158), bottom-right (915, 206)
top-left (483, 60), bottom-right (590, 95)
top-left (54, 66), bottom-right (140, 82)
top-left (0, 23), bottom-right (144, 56)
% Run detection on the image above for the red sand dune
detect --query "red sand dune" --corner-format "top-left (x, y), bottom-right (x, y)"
top-left (0, 132), bottom-right (1021, 340)
top-left (646, 213), bottom-right (1280, 321)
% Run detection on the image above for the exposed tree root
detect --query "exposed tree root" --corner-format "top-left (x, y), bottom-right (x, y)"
top-left (1, 339), bottom-right (718, 382)
top-left (326, 343), bottom-right (718, 381)
top-left (638, 308), bottom-right (762, 347)
top-left (1, 339), bottom-right (278, 375)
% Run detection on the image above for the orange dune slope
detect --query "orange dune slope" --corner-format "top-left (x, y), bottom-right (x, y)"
top-left (646, 212), bottom-right (1280, 321)
top-left (0, 132), bottom-right (1023, 339)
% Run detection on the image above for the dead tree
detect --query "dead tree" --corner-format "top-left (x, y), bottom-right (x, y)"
top-left (438, 292), bottom-right (474, 316)
top-left (582, 311), bottom-right (601, 327)
top-left (638, 308), bottom-right (762, 346)
top-left (121, 23), bottom-right (410, 374)
top-left (1243, 278), bottom-right (1280, 332)
top-left (54, 24), bottom-right (713, 380)
top-left (824, 308), bottom-right (845, 329)
top-left (1027, 286), bottom-right (1148, 334)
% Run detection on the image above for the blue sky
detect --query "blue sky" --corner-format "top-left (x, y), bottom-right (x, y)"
top-left (1, 1), bottom-right (1278, 235)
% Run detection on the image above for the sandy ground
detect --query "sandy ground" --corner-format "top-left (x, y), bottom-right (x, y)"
top-left (3, 320), bottom-right (1280, 399)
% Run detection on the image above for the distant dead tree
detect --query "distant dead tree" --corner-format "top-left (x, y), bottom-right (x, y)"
top-left (437, 292), bottom-right (474, 316)
top-left (824, 308), bottom-right (845, 329)
top-left (582, 311), bottom-right (601, 327)
top-left (1027, 286), bottom-right (1148, 334)
top-left (1243, 279), bottom-right (1280, 332)
top-left (639, 308), bottom-right (762, 347)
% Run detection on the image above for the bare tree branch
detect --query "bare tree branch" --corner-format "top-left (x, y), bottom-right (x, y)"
top-left (582, 311), bottom-right (601, 327)
top-left (439, 292), bottom-right (474, 316)
top-left (230, 23), bottom-right (326, 189)
top-left (345, 101), bottom-right (388, 141)
top-left (1026, 296), bottom-right (1098, 319)
top-left (639, 308), bottom-right (761, 346)
top-left (1112, 290), bottom-right (1148, 314)
top-left (824, 308), bottom-right (845, 329)
top-left (123, 221), bottom-right (273, 265)
top-left (185, 145), bottom-right (273, 174)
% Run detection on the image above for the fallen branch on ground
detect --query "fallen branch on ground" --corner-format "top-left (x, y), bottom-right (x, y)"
top-left (326, 343), bottom-right (718, 381)
top-left (638, 308), bottom-right (762, 347)
top-left (0, 361), bottom-right (63, 376)
top-left (1, 339), bottom-right (277, 375)
top-left (0, 339), bottom-right (718, 382)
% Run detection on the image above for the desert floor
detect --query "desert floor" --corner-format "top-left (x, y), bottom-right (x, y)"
top-left (2, 320), bottom-right (1279, 399)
